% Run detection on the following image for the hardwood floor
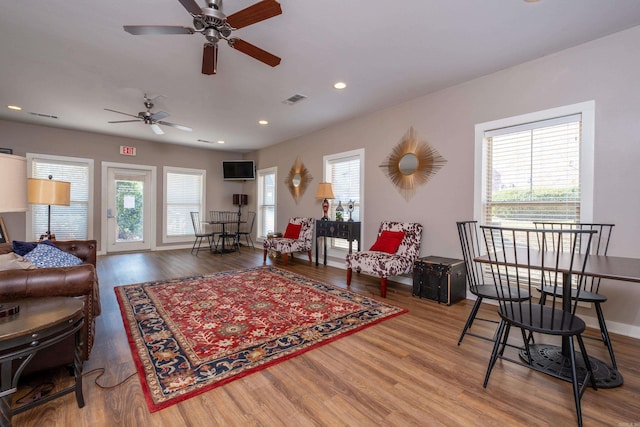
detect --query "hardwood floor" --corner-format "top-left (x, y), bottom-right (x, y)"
top-left (12, 247), bottom-right (640, 426)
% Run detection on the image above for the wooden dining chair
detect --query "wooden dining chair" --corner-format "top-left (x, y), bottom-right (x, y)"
top-left (456, 221), bottom-right (530, 345)
top-left (534, 222), bottom-right (617, 369)
top-left (480, 225), bottom-right (597, 427)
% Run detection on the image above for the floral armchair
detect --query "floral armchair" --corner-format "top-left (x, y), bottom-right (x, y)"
top-left (263, 217), bottom-right (315, 266)
top-left (346, 221), bottom-right (423, 297)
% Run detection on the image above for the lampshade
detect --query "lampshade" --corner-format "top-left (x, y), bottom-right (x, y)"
top-left (28, 178), bottom-right (71, 206)
top-left (233, 194), bottom-right (248, 206)
top-left (0, 153), bottom-right (28, 213)
top-left (315, 182), bottom-right (335, 200)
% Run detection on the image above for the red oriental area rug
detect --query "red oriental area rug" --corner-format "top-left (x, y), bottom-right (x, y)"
top-left (115, 266), bottom-right (406, 412)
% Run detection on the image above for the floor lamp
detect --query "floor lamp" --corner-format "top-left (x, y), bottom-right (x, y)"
top-left (233, 194), bottom-right (248, 239)
top-left (28, 175), bottom-right (71, 241)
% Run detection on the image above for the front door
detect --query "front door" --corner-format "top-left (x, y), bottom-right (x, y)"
top-left (105, 165), bottom-right (154, 252)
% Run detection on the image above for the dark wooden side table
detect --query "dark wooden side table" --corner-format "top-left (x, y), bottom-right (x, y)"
top-left (315, 220), bottom-right (361, 265)
top-left (0, 297), bottom-right (85, 427)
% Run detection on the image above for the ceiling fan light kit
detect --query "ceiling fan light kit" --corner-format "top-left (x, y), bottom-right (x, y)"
top-left (124, 0), bottom-right (282, 75)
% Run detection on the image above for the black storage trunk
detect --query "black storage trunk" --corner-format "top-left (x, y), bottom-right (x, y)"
top-left (412, 256), bottom-right (466, 305)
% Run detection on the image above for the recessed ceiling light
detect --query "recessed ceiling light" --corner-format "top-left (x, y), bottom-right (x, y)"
top-left (333, 82), bottom-right (347, 90)
top-left (217, 140), bottom-right (225, 144)
top-left (258, 120), bottom-right (269, 125)
top-left (7, 105), bottom-right (22, 111)
top-left (524, 0), bottom-right (540, 2)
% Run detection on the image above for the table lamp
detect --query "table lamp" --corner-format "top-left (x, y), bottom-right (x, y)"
top-left (28, 175), bottom-right (71, 241)
top-left (315, 182), bottom-right (335, 221)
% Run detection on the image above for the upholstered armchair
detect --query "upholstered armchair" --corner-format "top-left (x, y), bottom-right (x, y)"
top-left (263, 217), bottom-right (314, 266)
top-left (346, 221), bottom-right (423, 297)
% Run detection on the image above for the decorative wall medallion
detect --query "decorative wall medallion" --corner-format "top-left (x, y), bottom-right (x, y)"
top-left (285, 156), bottom-right (312, 203)
top-left (379, 126), bottom-right (447, 201)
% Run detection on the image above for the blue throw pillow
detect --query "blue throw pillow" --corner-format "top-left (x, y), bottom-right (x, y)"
top-left (12, 240), bottom-right (56, 256)
top-left (23, 243), bottom-right (83, 268)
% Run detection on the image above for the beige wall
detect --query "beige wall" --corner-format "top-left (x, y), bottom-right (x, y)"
top-left (0, 120), bottom-right (250, 250)
top-left (252, 26), bottom-right (640, 337)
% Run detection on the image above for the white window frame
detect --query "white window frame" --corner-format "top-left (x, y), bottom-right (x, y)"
top-left (257, 166), bottom-right (277, 240)
top-left (474, 101), bottom-right (595, 225)
top-left (323, 148), bottom-right (365, 252)
top-left (163, 166), bottom-right (206, 244)
top-left (26, 153), bottom-right (94, 240)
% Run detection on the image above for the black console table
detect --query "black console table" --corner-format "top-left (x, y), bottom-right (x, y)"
top-left (315, 220), bottom-right (361, 266)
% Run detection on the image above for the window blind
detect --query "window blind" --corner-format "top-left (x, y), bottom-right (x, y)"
top-left (327, 154), bottom-right (361, 249)
top-left (258, 169), bottom-right (276, 238)
top-left (166, 171), bottom-right (204, 236)
top-left (30, 157), bottom-right (90, 240)
top-left (484, 114), bottom-right (581, 227)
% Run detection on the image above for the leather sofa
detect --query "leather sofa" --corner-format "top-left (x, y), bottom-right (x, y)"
top-left (0, 240), bottom-right (101, 374)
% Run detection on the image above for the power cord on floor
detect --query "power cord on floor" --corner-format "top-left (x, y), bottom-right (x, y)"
top-left (83, 367), bottom-right (137, 390)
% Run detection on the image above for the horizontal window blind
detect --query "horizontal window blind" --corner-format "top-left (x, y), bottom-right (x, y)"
top-left (166, 170), bottom-right (204, 237)
top-left (484, 114), bottom-right (581, 227)
top-left (258, 169), bottom-right (276, 238)
top-left (30, 157), bottom-right (90, 240)
top-left (327, 154), bottom-right (361, 249)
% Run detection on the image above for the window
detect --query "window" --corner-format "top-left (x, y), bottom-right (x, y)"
top-left (257, 167), bottom-right (276, 239)
top-left (324, 149), bottom-right (364, 249)
top-left (475, 101), bottom-right (594, 228)
top-left (27, 154), bottom-right (93, 240)
top-left (164, 167), bottom-right (205, 242)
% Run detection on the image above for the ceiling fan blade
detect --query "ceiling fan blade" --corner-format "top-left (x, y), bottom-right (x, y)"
top-left (230, 38), bottom-right (281, 67)
top-left (202, 43), bottom-right (218, 75)
top-left (178, 0), bottom-right (203, 16)
top-left (150, 111), bottom-right (170, 121)
top-left (226, 0), bottom-right (282, 29)
top-left (150, 124), bottom-right (164, 135)
top-left (158, 121), bottom-right (193, 132)
top-left (104, 108), bottom-right (140, 119)
top-left (108, 120), bottom-right (142, 124)
top-left (124, 25), bottom-right (195, 35)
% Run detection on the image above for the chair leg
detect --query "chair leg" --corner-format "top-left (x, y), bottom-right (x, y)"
top-left (458, 297), bottom-right (483, 345)
top-left (576, 334), bottom-right (598, 391)
top-left (346, 268), bottom-right (352, 287)
top-left (263, 249), bottom-right (268, 263)
top-left (484, 319), bottom-right (506, 388)
top-left (283, 253), bottom-right (288, 266)
top-left (567, 338), bottom-right (584, 427)
top-left (594, 302), bottom-right (617, 369)
top-left (307, 250), bottom-right (312, 263)
top-left (380, 277), bottom-right (387, 298)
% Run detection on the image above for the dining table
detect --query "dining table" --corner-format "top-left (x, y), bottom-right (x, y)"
top-left (475, 250), bottom-right (640, 388)
top-left (205, 219), bottom-right (245, 254)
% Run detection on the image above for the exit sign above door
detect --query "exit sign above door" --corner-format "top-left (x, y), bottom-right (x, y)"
top-left (120, 146), bottom-right (136, 156)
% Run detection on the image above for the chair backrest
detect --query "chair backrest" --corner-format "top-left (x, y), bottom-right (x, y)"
top-left (456, 221), bottom-right (485, 293)
top-left (241, 211), bottom-right (256, 233)
top-left (190, 212), bottom-right (204, 234)
top-left (378, 221), bottom-right (423, 261)
top-left (480, 225), bottom-right (595, 331)
top-left (288, 217), bottom-right (315, 246)
top-left (534, 222), bottom-right (614, 292)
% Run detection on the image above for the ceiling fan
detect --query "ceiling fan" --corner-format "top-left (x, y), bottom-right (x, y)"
top-left (105, 94), bottom-right (193, 135)
top-left (123, 0), bottom-right (282, 75)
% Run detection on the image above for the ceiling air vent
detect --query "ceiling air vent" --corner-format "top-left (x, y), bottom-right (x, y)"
top-left (282, 93), bottom-right (307, 105)
top-left (28, 112), bottom-right (59, 119)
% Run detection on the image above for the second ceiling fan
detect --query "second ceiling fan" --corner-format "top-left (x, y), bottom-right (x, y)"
top-left (123, 0), bottom-right (282, 75)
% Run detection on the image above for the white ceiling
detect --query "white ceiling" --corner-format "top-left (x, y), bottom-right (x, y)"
top-left (1, 1), bottom-right (640, 153)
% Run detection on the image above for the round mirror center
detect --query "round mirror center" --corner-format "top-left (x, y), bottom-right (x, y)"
top-left (399, 153), bottom-right (418, 175)
top-left (292, 173), bottom-right (302, 187)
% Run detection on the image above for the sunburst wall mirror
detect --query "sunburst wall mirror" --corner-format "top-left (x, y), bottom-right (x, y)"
top-left (379, 126), bottom-right (447, 201)
top-left (285, 156), bottom-right (312, 203)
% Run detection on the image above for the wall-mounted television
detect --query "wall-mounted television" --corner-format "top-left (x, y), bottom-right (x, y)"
top-left (222, 160), bottom-right (256, 181)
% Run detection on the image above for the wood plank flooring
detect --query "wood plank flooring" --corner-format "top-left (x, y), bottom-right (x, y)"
top-left (12, 247), bottom-right (640, 426)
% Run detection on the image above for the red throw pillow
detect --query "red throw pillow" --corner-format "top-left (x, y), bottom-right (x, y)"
top-left (369, 230), bottom-right (405, 254)
top-left (283, 222), bottom-right (302, 239)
